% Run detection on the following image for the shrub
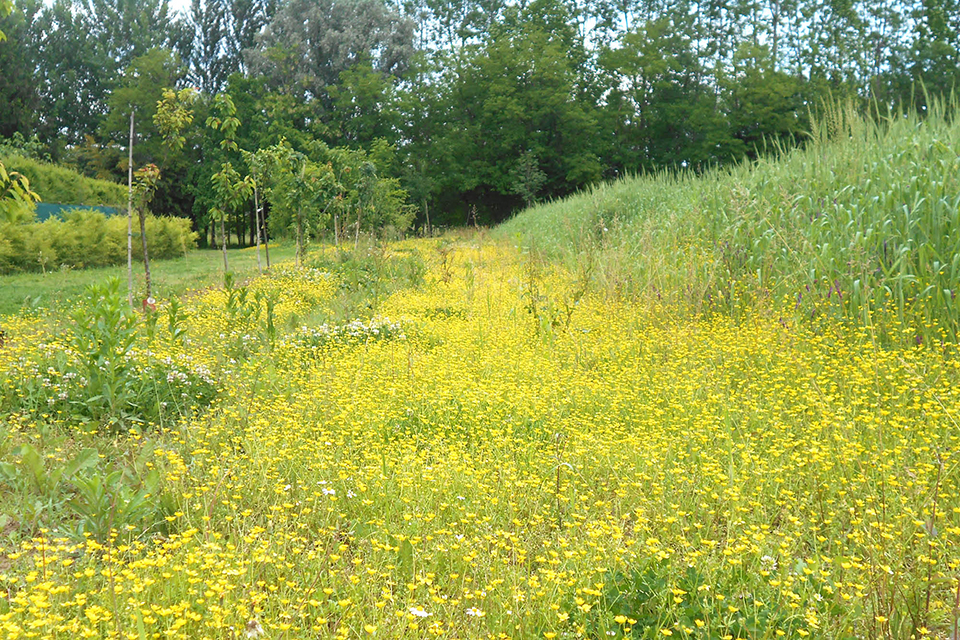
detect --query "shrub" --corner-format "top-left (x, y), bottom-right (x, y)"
top-left (0, 210), bottom-right (197, 273)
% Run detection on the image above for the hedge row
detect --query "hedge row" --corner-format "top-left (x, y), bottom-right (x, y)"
top-left (1, 154), bottom-right (126, 206)
top-left (0, 209), bottom-right (198, 273)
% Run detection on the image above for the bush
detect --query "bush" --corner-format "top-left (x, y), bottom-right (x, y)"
top-left (0, 209), bottom-right (198, 273)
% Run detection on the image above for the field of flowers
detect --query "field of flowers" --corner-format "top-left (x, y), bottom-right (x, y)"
top-left (1, 236), bottom-right (960, 639)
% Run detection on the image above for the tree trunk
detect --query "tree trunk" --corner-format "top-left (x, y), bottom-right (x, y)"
top-left (296, 206), bottom-right (303, 268)
top-left (354, 204), bottom-right (362, 250)
top-left (423, 197), bottom-right (431, 236)
top-left (253, 185), bottom-right (262, 275)
top-left (138, 208), bottom-right (152, 299)
top-left (126, 112), bottom-right (134, 308)
top-left (249, 203), bottom-right (255, 246)
top-left (334, 206), bottom-right (340, 247)
top-left (263, 206), bottom-right (271, 269)
top-left (235, 212), bottom-right (243, 248)
top-left (220, 209), bottom-right (229, 272)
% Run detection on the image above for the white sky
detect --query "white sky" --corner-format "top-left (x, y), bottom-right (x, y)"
top-left (168, 0), bottom-right (190, 17)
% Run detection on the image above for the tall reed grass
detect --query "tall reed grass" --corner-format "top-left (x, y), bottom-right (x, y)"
top-left (501, 98), bottom-right (960, 344)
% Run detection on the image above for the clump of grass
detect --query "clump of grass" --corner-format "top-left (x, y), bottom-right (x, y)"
top-left (300, 238), bottom-right (427, 325)
top-left (501, 97), bottom-right (960, 344)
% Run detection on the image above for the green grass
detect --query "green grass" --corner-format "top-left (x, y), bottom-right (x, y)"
top-left (500, 98), bottom-right (960, 344)
top-left (0, 243), bottom-right (296, 316)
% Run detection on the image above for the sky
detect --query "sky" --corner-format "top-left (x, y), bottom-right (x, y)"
top-left (168, 0), bottom-right (190, 17)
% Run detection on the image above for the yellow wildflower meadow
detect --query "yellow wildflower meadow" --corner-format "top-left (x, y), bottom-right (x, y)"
top-left (0, 236), bottom-right (959, 639)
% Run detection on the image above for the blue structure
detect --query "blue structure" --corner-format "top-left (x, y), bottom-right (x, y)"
top-left (34, 203), bottom-right (121, 221)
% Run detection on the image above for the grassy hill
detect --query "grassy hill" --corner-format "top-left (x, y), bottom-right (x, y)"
top-left (1, 153), bottom-right (126, 207)
top-left (501, 99), bottom-right (960, 345)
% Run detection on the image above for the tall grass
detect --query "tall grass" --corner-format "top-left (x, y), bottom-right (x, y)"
top-left (501, 98), bottom-right (960, 344)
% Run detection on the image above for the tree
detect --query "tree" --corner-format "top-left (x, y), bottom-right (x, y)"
top-left (259, 143), bottom-right (337, 265)
top-left (599, 16), bottom-right (727, 171)
top-left (0, 1), bottom-right (40, 139)
top-left (132, 163), bottom-right (160, 299)
top-left (326, 140), bottom-right (414, 242)
top-left (241, 147), bottom-right (276, 272)
top-left (724, 43), bottom-right (808, 157)
top-left (327, 64), bottom-right (400, 147)
top-left (0, 0), bottom-right (12, 39)
top-left (154, 87), bottom-right (198, 162)
top-left (210, 161), bottom-right (253, 271)
top-left (111, 58), bottom-right (190, 307)
top-left (511, 150), bottom-right (547, 208)
top-left (122, 86), bottom-right (197, 300)
top-left (204, 91), bottom-right (244, 255)
top-left (436, 0), bottom-right (600, 220)
top-left (184, 0), bottom-right (229, 94)
top-left (250, 0), bottom-right (415, 103)
top-left (30, 0), bottom-right (115, 151)
top-left (80, 0), bottom-right (178, 73)
top-left (105, 48), bottom-right (184, 155)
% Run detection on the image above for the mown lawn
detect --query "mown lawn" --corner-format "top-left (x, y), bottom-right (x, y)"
top-left (0, 243), bottom-right (295, 316)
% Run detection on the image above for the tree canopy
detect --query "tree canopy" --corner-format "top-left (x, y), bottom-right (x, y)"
top-left (1, 0), bottom-right (958, 232)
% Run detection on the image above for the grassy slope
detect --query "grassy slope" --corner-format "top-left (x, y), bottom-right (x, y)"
top-left (500, 100), bottom-right (960, 343)
top-left (0, 243), bottom-right (296, 316)
top-left (1, 154), bottom-right (127, 206)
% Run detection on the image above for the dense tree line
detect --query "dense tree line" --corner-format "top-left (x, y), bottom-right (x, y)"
top-left (1, 0), bottom-right (959, 233)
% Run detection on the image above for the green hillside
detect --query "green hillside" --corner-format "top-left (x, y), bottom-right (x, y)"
top-left (1, 154), bottom-right (126, 207)
top-left (501, 100), bottom-right (960, 344)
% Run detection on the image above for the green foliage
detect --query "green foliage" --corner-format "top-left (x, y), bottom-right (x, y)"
top-left (0, 4), bottom-right (39, 138)
top-left (0, 445), bottom-right (98, 505)
top-left (210, 162), bottom-right (253, 215)
top-left (69, 465), bottom-right (164, 542)
top-left (512, 150), bottom-right (547, 208)
top-left (104, 47), bottom-right (184, 149)
top-left (435, 4), bottom-right (601, 217)
top-left (209, 161), bottom-right (254, 263)
top-left (132, 163), bottom-right (161, 212)
top-left (256, 142), bottom-right (336, 260)
top-left (5, 0), bottom-right (960, 228)
top-left (0, 209), bottom-right (197, 273)
top-left (308, 242), bottom-right (427, 302)
top-left (67, 281), bottom-right (141, 426)
top-left (0, 133), bottom-right (49, 160)
top-left (154, 87), bottom-right (197, 157)
top-left (0, 157), bottom-right (40, 223)
top-left (0, 441), bottom-right (173, 544)
top-left (0, 154), bottom-right (125, 206)
top-left (0, 0), bottom-right (10, 39)
top-left (322, 140), bottom-right (416, 239)
top-left (205, 93), bottom-right (242, 152)
top-left (562, 564), bottom-right (793, 638)
top-left (248, 0), bottom-right (415, 102)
